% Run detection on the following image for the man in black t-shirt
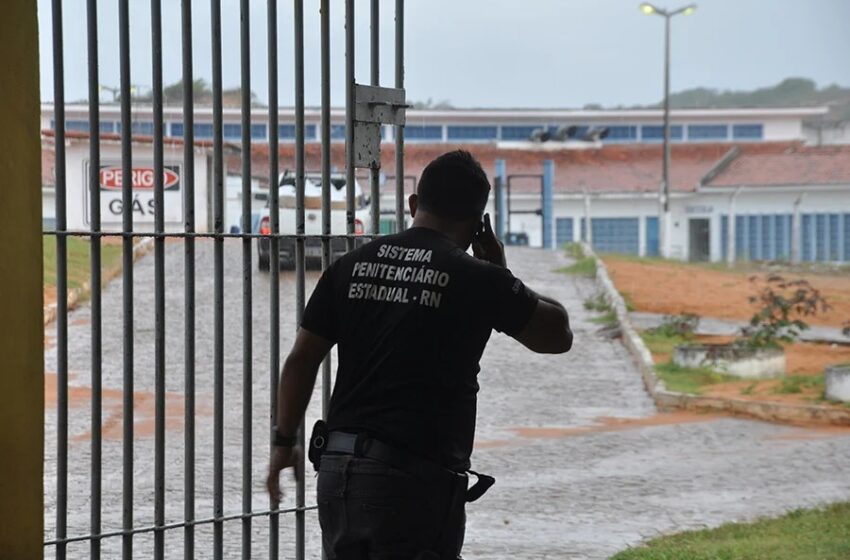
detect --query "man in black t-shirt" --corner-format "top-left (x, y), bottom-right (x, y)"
top-left (267, 150), bottom-right (573, 559)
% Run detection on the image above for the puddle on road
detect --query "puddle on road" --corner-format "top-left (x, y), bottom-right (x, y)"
top-left (475, 411), bottom-right (723, 450)
top-left (475, 411), bottom-right (850, 450)
top-left (764, 425), bottom-right (850, 442)
top-left (44, 372), bottom-right (210, 443)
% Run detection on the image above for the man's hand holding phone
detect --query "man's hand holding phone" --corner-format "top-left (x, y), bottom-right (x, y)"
top-left (472, 213), bottom-right (506, 268)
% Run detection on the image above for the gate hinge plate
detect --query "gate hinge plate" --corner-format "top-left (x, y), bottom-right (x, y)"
top-left (352, 84), bottom-right (407, 169)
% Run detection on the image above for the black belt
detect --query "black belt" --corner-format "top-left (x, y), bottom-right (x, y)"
top-left (324, 430), bottom-right (494, 503)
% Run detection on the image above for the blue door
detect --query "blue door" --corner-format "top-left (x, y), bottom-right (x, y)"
top-left (586, 218), bottom-right (640, 254)
top-left (555, 217), bottom-right (574, 247)
top-left (646, 217), bottom-right (659, 257)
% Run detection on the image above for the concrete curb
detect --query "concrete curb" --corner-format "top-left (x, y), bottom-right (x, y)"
top-left (44, 237), bottom-right (155, 327)
top-left (581, 242), bottom-right (850, 427)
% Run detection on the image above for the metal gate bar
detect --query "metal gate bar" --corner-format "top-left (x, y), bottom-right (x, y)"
top-left (151, 2), bottom-right (166, 559)
top-left (266, 0), bottom-right (281, 557)
top-left (118, 1), bottom-right (136, 557)
top-left (209, 0), bottom-right (225, 557)
top-left (293, 1), bottom-right (308, 556)
top-left (240, 1), bottom-right (254, 558)
top-left (320, 0), bottom-right (332, 420)
top-left (180, 1), bottom-right (197, 558)
top-left (50, 1), bottom-right (68, 558)
top-left (45, 0), bottom-right (405, 557)
top-left (345, 0), bottom-right (356, 253)
top-left (395, 0), bottom-right (405, 232)
top-left (85, 0), bottom-right (103, 558)
top-left (370, 0), bottom-right (381, 236)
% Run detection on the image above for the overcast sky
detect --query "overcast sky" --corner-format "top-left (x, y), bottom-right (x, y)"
top-left (38, 0), bottom-right (850, 109)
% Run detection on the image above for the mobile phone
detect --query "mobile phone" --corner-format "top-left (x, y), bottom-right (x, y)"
top-left (474, 219), bottom-right (485, 241)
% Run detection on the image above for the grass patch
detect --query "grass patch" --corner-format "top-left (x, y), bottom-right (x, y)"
top-left (741, 382), bottom-right (758, 396)
top-left (583, 293), bottom-right (618, 328)
top-left (558, 255), bottom-right (597, 278)
top-left (556, 242), bottom-right (597, 278)
top-left (589, 309), bottom-right (618, 327)
top-left (640, 330), bottom-right (735, 394)
top-left (583, 293), bottom-right (610, 312)
top-left (654, 362), bottom-right (735, 394)
top-left (620, 291), bottom-right (636, 312)
top-left (640, 330), bottom-right (691, 356)
top-left (774, 374), bottom-right (825, 395)
top-left (43, 236), bottom-right (123, 291)
top-left (610, 502), bottom-right (850, 560)
top-left (563, 242), bottom-right (584, 259)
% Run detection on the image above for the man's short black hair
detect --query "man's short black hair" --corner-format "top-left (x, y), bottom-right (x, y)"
top-left (417, 150), bottom-right (490, 221)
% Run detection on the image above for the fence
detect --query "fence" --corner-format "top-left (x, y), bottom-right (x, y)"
top-left (44, 0), bottom-right (406, 558)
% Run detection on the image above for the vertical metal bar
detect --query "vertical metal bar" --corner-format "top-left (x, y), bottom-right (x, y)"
top-left (345, 0), bottom-right (355, 251)
top-left (180, 0), bottom-right (197, 557)
top-left (320, 0), bottom-right (332, 419)
top-left (118, 0), bottom-right (135, 557)
top-left (210, 0), bottom-right (225, 557)
top-left (369, 0), bottom-right (381, 236)
top-left (394, 0), bottom-right (405, 232)
top-left (85, 0), bottom-right (103, 556)
top-left (293, 2), bottom-right (306, 558)
top-left (51, 1), bottom-right (68, 558)
top-left (151, 0), bottom-right (166, 558)
top-left (239, 0), bottom-right (253, 557)
top-left (267, 0), bottom-right (280, 557)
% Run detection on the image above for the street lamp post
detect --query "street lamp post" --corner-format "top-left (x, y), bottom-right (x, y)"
top-left (639, 3), bottom-right (696, 259)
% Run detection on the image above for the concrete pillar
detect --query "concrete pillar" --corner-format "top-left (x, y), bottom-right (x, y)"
top-left (791, 194), bottom-right (804, 264)
top-left (726, 188), bottom-right (739, 267)
top-left (0, 0), bottom-right (44, 556)
top-left (583, 191), bottom-right (593, 246)
top-left (494, 159), bottom-right (506, 240)
top-left (542, 160), bottom-right (554, 249)
top-left (638, 214), bottom-right (647, 257)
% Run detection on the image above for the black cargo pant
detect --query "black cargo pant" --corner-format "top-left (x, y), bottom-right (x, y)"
top-left (317, 454), bottom-right (465, 559)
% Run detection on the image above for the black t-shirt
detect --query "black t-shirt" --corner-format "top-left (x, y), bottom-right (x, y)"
top-left (300, 227), bottom-right (538, 471)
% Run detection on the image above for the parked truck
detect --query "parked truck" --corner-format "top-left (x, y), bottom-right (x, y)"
top-left (256, 171), bottom-right (372, 270)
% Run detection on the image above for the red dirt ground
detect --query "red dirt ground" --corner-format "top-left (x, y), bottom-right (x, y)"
top-left (604, 256), bottom-right (850, 329)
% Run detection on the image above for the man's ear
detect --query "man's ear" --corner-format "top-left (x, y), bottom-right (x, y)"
top-left (408, 194), bottom-right (418, 218)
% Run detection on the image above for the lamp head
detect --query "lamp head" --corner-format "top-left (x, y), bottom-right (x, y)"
top-left (639, 2), bottom-right (658, 14)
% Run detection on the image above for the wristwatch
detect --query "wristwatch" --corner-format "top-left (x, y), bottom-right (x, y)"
top-left (272, 427), bottom-right (297, 448)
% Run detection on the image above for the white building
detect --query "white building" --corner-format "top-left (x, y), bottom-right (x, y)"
top-left (42, 130), bottom-right (215, 233)
top-left (376, 142), bottom-right (850, 263)
top-left (41, 104), bottom-right (850, 262)
top-left (42, 104), bottom-right (829, 146)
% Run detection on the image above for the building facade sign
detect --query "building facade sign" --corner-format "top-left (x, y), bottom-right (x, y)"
top-left (84, 161), bottom-right (183, 225)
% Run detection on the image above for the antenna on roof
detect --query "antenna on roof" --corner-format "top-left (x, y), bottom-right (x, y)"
top-left (529, 128), bottom-right (551, 143)
top-left (582, 127), bottom-right (609, 142)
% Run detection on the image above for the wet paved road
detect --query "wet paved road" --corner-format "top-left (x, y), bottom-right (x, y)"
top-left (45, 243), bottom-right (850, 559)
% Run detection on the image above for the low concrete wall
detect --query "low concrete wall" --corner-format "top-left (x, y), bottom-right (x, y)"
top-left (825, 366), bottom-right (850, 403)
top-left (583, 243), bottom-right (850, 426)
top-left (673, 344), bottom-right (785, 379)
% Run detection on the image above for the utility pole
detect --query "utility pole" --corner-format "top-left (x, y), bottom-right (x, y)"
top-left (640, 3), bottom-right (697, 258)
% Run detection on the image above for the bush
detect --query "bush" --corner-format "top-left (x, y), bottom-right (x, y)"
top-left (740, 274), bottom-right (830, 349)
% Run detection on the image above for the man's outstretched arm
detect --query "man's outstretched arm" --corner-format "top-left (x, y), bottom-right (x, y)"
top-left (266, 327), bottom-right (333, 504)
top-left (513, 291), bottom-right (573, 354)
